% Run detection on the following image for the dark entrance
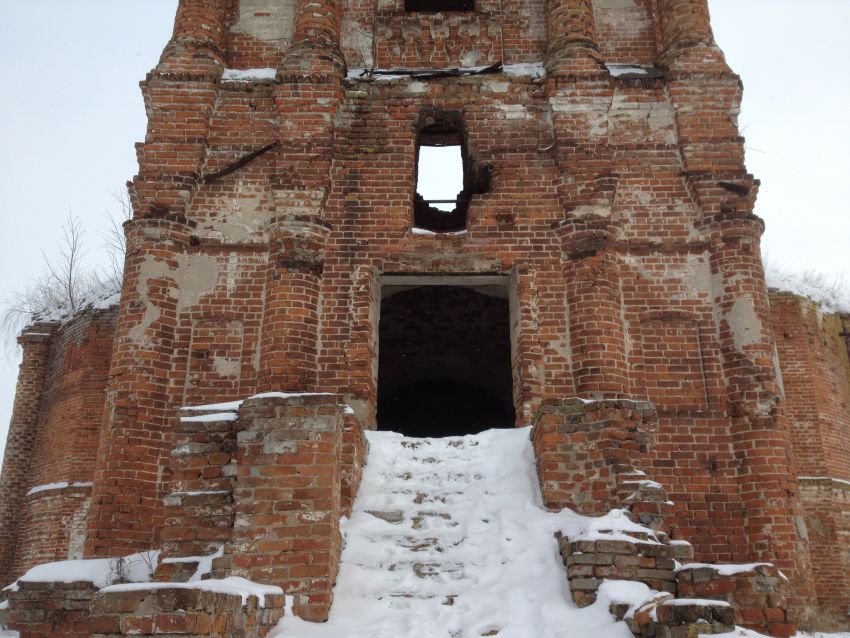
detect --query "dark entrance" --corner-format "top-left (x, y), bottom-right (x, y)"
top-left (377, 284), bottom-right (515, 437)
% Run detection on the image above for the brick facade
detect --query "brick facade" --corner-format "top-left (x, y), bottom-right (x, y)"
top-left (1, 0), bottom-right (848, 634)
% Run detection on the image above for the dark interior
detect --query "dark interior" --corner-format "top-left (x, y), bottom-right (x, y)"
top-left (405, 0), bottom-right (474, 13)
top-left (377, 285), bottom-right (515, 437)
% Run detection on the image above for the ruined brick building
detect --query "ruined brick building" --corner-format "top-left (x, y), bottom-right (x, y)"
top-left (1, 0), bottom-right (849, 636)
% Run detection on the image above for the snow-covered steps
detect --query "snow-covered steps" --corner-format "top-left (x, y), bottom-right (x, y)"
top-left (271, 427), bottom-right (646, 638)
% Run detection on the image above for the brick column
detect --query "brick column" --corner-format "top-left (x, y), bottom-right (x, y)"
top-left (220, 394), bottom-right (343, 622)
top-left (0, 325), bottom-right (55, 585)
top-left (158, 0), bottom-right (228, 73)
top-left (656, 0), bottom-right (728, 72)
top-left (257, 216), bottom-right (329, 393)
top-left (281, 0), bottom-right (344, 74)
top-left (545, 0), bottom-right (602, 74)
top-left (558, 220), bottom-right (628, 398)
top-left (85, 218), bottom-right (194, 558)
top-left (707, 212), bottom-right (816, 623)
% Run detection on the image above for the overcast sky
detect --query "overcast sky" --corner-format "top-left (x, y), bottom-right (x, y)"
top-left (1, 1), bottom-right (848, 459)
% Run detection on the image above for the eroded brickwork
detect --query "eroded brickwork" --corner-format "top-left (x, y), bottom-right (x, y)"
top-left (1, 0), bottom-right (849, 633)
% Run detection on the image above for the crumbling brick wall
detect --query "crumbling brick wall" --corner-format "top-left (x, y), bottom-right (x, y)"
top-left (770, 292), bottom-right (850, 630)
top-left (0, 306), bottom-right (117, 585)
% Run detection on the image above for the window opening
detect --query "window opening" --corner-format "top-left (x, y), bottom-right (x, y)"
top-left (405, 0), bottom-right (474, 13)
top-left (413, 115), bottom-right (490, 233)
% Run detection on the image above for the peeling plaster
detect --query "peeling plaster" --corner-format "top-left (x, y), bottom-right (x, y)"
top-left (129, 254), bottom-right (221, 345)
top-left (213, 356), bottom-right (242, 379)
top-left (201, 194), bottom-right (272, 243)
top-left (725, 296), bottom-right (763, 352)
top-left (232, 0), bottom-right (295, 45)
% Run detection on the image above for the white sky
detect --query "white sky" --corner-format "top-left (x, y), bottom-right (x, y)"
top-left (0, 1), bottom-right (848, 459)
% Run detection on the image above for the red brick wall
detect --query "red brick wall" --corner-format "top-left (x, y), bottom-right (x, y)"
top-left (0, 308), bottom-right (117, 584)
top-left (6, 0), bottom-right (849, 631)
top-left (770, 294), bottom-right (850, 629)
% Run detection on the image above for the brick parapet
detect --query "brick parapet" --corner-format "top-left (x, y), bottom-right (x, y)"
top-left (532, 398), bottom-right (657, 513)
top-left (0, 323), bottom-right (56, 586)
top-left (5, 580), bottom-right (284, 638)
top-left (213, 393), bottom-right (344, 622)
top-left (676, 564), bottom-right (794, 637)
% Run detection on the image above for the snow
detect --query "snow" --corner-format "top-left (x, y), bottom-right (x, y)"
top-left (161, 547), bottom-right (223, 582)
top-left (5, 551), bottom-right (160, 590)
top-left (676, 562), bottom-right (779, 577)
top-left (181, 391), bottom-right (334, 413)
top-left (222, 67), bottom-right (276, 82)
top-left (411, 227), bottom-right (468, 236)
top-left (101, 576), bottom-right (282, 608)
top-left (180, 411), bottom-right (239, 423)
top-left (606, 64), bottom-right (652, 77)
top-left (25, 481), bottom-right (92, 496)
top-left (269, 426), bottom-right (657, 638)
top-left (766, 266), bottom-right (850, 314)
top-left (31, 277), bottom-right (121, 325)
top-left (0, 631), bottom-right (18, 638)
top-left (503, 62), bottom-right (546, 78)
top-left (798, 476), bottom-right (850, 488)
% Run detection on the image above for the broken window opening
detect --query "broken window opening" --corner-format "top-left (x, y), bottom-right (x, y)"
top-left (413, 114), bottom-right (490, 233)
top-left (405, 0), bottom-right (474, 13)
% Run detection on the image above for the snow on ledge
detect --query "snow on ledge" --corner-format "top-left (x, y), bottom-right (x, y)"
top-left (7, 551), bottom-right (160, 590)
top-left (26, 481), bottom-right (92, 497)
top-left (181, 391), bottom-right (335, 413)
top-left (676, 562), bottom-right (779, 577)
top-left (222, 67), bottom-right (276, 82)
top-left (100, 577), bottom-right (282, 608)
top-left (180, 411), bottom-right (239, 423)
top-left (606, 63), bottom-right (652, 78)
top-left (411, 227), bottom-right (468, 236)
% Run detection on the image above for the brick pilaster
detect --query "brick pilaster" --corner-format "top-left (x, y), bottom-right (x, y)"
top-left (257, 217), bottom-right (329, 393)
top-left (559, 221), bottom-right (628, 397)
top-left (218, 394), bottom-right (343, 622)
top-left (706, 213), bottom-right (816, 623)
top-left (159, 0), bottom-right (228, 74)
top-left (545, 0), bottom-right (603, 75)
top-left (655, 0), bottom-right (728, 72)
top-left (0, 325), bottom-right (55, 585)
top-left (85, 218), bottom-right (194, 558)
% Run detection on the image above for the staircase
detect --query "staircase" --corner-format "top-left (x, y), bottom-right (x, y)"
top-left (271, 427), bottom-right (619, 638)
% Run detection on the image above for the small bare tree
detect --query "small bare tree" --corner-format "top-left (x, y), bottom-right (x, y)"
top-left (103, 188), bottom-right (132, 285)
top-left (1, 213), bottom-right (102, 350)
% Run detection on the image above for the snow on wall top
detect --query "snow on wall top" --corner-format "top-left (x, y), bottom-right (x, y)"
top-left (765, 265), bottom-right (850, 314)
top-left (28, 277), bottom-right (121, 327)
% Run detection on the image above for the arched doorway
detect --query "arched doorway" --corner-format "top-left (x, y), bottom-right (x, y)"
top-left (377, 284), bottom-right (515, 437)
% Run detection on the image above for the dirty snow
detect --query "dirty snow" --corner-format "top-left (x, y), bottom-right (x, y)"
top-left (222, 67), bottom-right (276, 82)
top-left (271, 427), bottom-right (665, 638)
top-left (411, 227), bottom-right (468, 236)
top-left (181, 391), bottom-right (334, 413)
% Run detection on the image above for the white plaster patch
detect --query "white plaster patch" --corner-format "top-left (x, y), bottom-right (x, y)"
top-left (724, 296), bottom-right (763, 352)
top-left (213, 356), bottom-right (241, 379)
top-left (129, 254), bottom-right (221, 345)
top-left (232, 0), bottom-right (295, 45)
